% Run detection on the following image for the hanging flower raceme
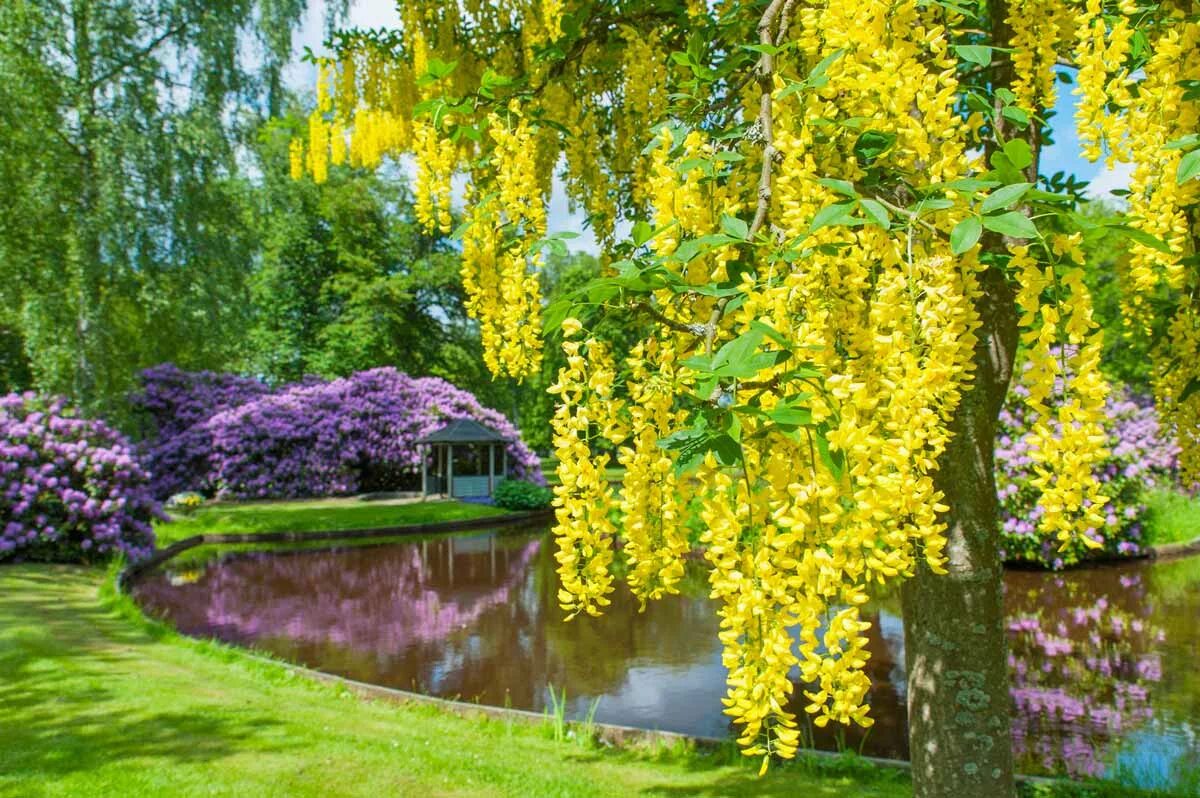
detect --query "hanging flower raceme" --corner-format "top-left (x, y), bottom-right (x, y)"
top-left (1070, 0), bottom-right (1199, 493)
top-left (546, 327), bottom-right (625, 619)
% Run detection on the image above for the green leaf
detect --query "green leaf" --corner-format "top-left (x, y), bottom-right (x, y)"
top-left (632, 220), bottom-right (654, 247)
top-left (1002, 106), bottom-right (1030, 127)
top-left (950, 216), bottom-right (983, 254)
top-left (814, 432), bottom-right (846, 482)
top-left (853, 130), bottom-right (896, 165)
top-left (1107, 225), bottom-right (1173, 254)
top-left (1003, 139), bottom-right (1033, 170)
top-left (954, 45), bottom-right (992, 66)
top-left (980, 182), bottom-right (1033, 214)
top-left (1181, 377), bottom-right (1200, 404)
top-left (720, 213), bottom-right (750, 240)
top-left (1178, 150), bottom-right (1200, 184)
top-left (982, 211), bottom-right (1039, 239)
top-left (672, 233), bottom-right (740, 263)
top-left (749, 320), bottom-right (791, 350)
top-left (818, 178), bottom-right (859, 197)
top-left (809, 202), bottom-right (857, 234)
top-left (1164, 134), bottom-right (1200, 151)
top-left (711, 327), bottom-right (768, 379)
top-left (941, 178), bottom-right (1002, 193)
top-left (858, 199), bottom-right (891, 229)
top-left (767, 405), bottom-right (814, 427)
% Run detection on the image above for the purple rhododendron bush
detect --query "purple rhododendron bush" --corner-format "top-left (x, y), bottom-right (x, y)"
top-left (134, 365), bottom-right (542, 500)
top-left (997, 353), bottom-right (1181, 569)
top-left (0, 393), bottom-right (161, 563)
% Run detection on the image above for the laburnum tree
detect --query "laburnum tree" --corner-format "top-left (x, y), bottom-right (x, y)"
top-left (289, 1), bottom-right (1199, 796)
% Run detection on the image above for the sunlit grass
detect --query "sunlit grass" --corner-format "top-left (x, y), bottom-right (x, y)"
top-left (1143, 489), bottom-right (1200, 547)
top-left (153, 498), bottom-right (511, 548)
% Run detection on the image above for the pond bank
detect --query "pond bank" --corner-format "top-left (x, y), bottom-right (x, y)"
top-left (0, 563), bottom-right (909, 798)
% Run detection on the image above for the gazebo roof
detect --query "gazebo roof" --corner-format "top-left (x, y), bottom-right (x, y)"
top-left (417, 417), bottom-right (508, 445)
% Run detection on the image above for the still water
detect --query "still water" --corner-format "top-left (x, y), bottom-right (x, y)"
top-left (134, 525), bottom-right (1200, 791)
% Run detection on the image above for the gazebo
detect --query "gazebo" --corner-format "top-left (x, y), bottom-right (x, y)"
top-left (417, 418), bottom-right (510, 499)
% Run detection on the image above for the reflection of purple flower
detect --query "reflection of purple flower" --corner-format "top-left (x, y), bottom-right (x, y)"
top-left (1007, 569), bottom-right (1162, 780)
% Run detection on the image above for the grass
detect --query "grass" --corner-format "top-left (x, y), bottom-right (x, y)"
top-left (1143, 488), bottom-right (1200, 547)
top-left (154, 497), bottom-right (512, 548)
top-left (0, 563), bottom-right (911, 798)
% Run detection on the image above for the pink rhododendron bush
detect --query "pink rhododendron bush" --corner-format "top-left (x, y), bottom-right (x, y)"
top-left (134, 365), bottom-right (541, 500)
top-left (0, 393), bottom-right (161, 563)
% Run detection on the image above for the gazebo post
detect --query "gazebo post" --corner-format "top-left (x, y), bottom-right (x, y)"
top-left (420, 443), bottom-right (428, 500)
top-left (447, 443), bottom-right (454, 499)
top-left (488, 443), bottom-right (496, 495)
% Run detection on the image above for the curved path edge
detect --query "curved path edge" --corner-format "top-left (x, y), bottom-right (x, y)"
top-left (119, 508), bottom-right (552, 588)
top-left (1146, 534), bottom-right (1200, 561)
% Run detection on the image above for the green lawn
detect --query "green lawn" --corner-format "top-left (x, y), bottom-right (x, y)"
top-left (154, 498), bottom-right (512, 548)
top-left (0, 564), bottom-right (909, 798)
top-left (1144, 488), bottom-right (1200, 547)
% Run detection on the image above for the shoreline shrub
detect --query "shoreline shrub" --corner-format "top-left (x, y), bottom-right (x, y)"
top-left (492, 479), bottom-right (553, 511)
top-left (0, 393), bottom-right (161, 563)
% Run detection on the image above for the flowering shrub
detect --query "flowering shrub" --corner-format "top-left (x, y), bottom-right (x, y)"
top-left (135, 366), bottom-right (542, 500)
top-left (492, 479), bottom-right (553, 511)
top-left (0, 393), bottom-right (161, 563)
top-left (998, 360), bottom-right (1180, 568)
top-left (132, 364), bottom-right (273, 497)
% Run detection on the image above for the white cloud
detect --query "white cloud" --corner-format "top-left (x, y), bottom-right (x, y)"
top-left (1085, 160), bottom-right (1134, 203)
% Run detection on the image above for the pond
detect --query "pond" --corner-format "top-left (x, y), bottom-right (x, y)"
top-left (133, 524), bottom-right (1200, 792)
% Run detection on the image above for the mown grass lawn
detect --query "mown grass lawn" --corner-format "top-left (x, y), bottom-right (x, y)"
top-left (154, 498), bottom-right (512, 548)
top-left (1144, 489), bottom-right (1200, 547)
top-left (0, 564), bottom-right (910, 798)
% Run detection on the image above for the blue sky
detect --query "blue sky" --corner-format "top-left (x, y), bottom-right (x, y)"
top-left (290, 2), bottom-right (1129, 253)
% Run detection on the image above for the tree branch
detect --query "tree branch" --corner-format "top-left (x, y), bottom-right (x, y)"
top-left (705, 0), bottom-right (790, 355)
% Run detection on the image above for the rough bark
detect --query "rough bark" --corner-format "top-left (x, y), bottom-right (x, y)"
top-left (902, 263), bottom-right (1020, 798)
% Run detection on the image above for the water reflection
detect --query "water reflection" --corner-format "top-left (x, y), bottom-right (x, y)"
top-left (134, 527), bottom-right (1200, 789)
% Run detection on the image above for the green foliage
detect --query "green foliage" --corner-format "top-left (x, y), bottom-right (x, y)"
top-left (247, 114), bottom-right (494, 399)
top-left (493, 479), bottom-right (553, 511)
top-left (0, 0), bottom-right (333, 421)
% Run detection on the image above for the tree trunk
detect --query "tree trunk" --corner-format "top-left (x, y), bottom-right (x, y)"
top-left (902, 264), bottom-right (1020, 798)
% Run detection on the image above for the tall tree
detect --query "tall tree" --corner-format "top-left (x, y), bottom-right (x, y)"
top-left (293, 2), bottom-right (1197, 796)
top-left (249, 113), bottom-right (511, 413)
top-left (0, 0), bottom-right (333, 416)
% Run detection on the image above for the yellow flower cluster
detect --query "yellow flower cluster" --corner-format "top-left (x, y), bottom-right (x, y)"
top-left (1012, 243), bottom-right (1111, 549)
top-left (413, 119), bottom-right (456, 234)
top-left (459, 196), bottom-right (544, 379)
top-left (617, 339), bottom-right (690, 607)
top-left (1073, 0), bottom-right (1136, 163)
top-left (546, 329), bottom-right (624, 619)
top-left (1158, 302), bottom-right (1200, 486)
top-left (1072, 2), bottom-right (1199, 485)
top-left (1006, 0), bottom-right (1074, 111)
